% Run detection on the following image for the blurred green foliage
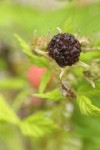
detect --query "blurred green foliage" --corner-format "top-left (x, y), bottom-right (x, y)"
top-left (0, 2), bottom-right (100, 40)
top-left (0, 1), bottom-right (100, 150)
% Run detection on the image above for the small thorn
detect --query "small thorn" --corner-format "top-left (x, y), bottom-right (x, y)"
top-left (59, 68), bottom-right (65, 79)
top-left (47, 28), bottom-right (51, 36)
top-left (33, 30), bottom-right (37, 39)
top-left (56, 27), bottom-right (62, 34)
top-left (85, 77), bottom-right (95, 88)
top-left (47, 30), bottom-right (51, 43)
top-left (92, 82), bottom-right (95, 88)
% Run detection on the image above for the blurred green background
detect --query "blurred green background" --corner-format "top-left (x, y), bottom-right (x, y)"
top-left (0, 0), bottom-right (100, 150)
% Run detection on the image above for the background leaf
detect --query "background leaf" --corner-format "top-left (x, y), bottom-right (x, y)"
top-left (34, 89), bottom-right (64, 101)
top-left (0, 95), bottom-right (20, 124)
top-left (77, 83), bottom-right (100, 97)
top-left (12, 90), bottom-right (30, 111)
top-left (77, 95), bottom-right (100, 117)
top-left (39, 70), bottom-right (51, 93)
top-left (19, 112), bottom-right (57, 137)
top-left (0, 78), bottom-right (26, 90)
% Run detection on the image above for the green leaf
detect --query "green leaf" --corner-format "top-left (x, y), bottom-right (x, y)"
top-left (77, 95), bottom-right (100, 117)
top-left (15, 34), bottom-right (50, 68)
top-left (34, 89), bottom-right (64, 101)
top-left (12, 90), bottom-right (30, 111)
top-left (39, 70), bottom-right (51, 93)
top-left (77, 83), bottom-right (100, 97)
top-left (0, 95), bottom-right (20, 124)
top-left (0, 78), bottom-right (26, 90)
top-left (19, 112), bottom-right (57, 138)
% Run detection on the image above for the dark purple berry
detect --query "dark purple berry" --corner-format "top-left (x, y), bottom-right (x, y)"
top-left (47, 33), bottom-right (81, 67)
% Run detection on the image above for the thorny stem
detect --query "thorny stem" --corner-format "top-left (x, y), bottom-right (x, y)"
top-left (81, 46), bottom-right (100, 52)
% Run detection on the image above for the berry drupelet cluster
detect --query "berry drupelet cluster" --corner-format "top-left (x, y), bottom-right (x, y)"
top-left (47, 33), bottom-right (81, 67)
